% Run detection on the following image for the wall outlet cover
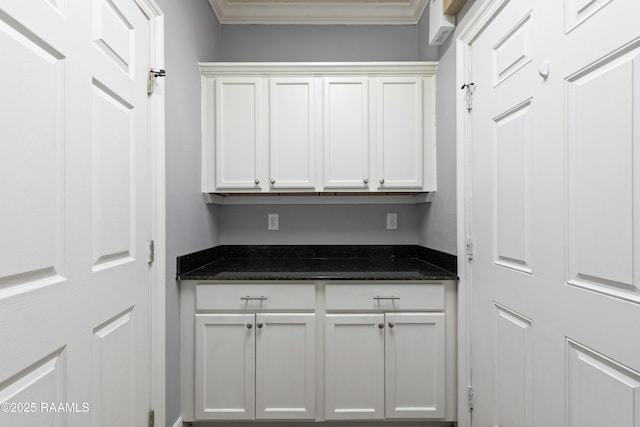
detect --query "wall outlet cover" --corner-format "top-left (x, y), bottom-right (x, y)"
top-left (268, 213), bottom-right (279, 230)
top-left (387, 213), bottom-right (398, 230)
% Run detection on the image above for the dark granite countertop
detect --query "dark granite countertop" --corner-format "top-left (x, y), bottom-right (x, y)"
top-left (177, 245), bottom-right (457, 281)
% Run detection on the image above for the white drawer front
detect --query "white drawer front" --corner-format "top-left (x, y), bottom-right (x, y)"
top-left (196, 284), bottom-right (316, 311)
top-left (325, 284), bottom-right (444, 311)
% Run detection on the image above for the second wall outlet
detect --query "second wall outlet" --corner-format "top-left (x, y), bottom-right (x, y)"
top-left (268, 213), bottom-right (279, 231)
top-left (387, 213), bottom-right (398, 230)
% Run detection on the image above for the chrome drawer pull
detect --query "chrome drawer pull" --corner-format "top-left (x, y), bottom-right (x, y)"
top-left (373, 296), bottom-right (400, 300)
top-left (240, 296), bottom-right (268, 301)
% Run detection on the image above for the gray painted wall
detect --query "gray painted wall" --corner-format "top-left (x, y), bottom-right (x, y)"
top-left (417, 22), bottom-right (458, 254)
top-left (220, 24), bottom-right (432, 62)
top-left (154, 0), bottom-right (221, 425)
top-left (220, 204), bottom-right (419, 245)
top-left (417, 0), bottom-right (484, 255)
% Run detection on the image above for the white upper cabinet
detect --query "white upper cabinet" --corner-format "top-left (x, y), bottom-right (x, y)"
top-left (376, 77), bottom-right (424, 190)
top-left (200, 63), bottom-right (437, 194)
top-left (323, 77), bottom-right (370, 189)
top-left (269, 78), bottom-right (317, 190)
top-left (204, 78), bottom-right (262, 191)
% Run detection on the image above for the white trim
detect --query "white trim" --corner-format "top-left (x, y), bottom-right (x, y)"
top-left (171, 416), bottom-right (183, 427)
top-left (134, 1), bottom-right (166, 427)
top-left (199, 62), bottom-right (438, 77)
top-left (455, 1), bottom-right (512, 427)
top-left (202, 193), bottom-right (435, 205)
top-left (207, 0), bottom-right (428, 25)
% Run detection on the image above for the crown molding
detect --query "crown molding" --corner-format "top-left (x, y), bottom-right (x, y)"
top-left (207, 0), bottom-right (429, 25)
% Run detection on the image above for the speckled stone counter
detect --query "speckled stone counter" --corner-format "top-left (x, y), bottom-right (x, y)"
top-left (177, 245), bottom-right (457, 281)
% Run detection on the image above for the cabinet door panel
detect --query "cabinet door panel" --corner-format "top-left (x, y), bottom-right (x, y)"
top-left (256, 313), bottom-right (315, 419)
top-left (385, 313), bottom-right (445, 419)
top-left (323, 77), bottom-right (369, 189)
top-left (325, 314), bottom-right (385, 420)
top-left (376, 77), bottom-right (424, 189)
top-left (195, 314), bottom-right (255, 420)
top-left (214, 78), bottom-right (261, 190)
top-left (269, 78), bottom-right (316, 189)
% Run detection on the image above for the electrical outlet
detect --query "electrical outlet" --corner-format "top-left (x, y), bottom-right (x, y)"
top-left (387, 213), bottom-right (397, 230)
top-left (268, 213), bottom-right (279, 231)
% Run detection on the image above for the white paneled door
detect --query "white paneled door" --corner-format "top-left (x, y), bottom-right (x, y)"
top-left (0, 0), bottom-right (153, 425)
top-left (467, 0), bottom-right (640, 426)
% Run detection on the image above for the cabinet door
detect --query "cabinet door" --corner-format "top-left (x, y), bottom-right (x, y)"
top-left (195, 314), bottom-right (255, 420)
top-left (376, 77), bottom-right (424, 190)
top-left (214, 78), bottom-right (261, 190)
top-left (385, 313), bottom-right (445, 419)
top-left (269, 78), bottom-right (316, 189)
top-left (323, 77), bottom-right (370, 189)
top-left (325, 314), bottom-right (385, 420)
top-left (255, 314), bottom-right (315, 419)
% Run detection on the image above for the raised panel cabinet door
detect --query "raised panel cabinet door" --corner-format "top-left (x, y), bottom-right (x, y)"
top-left (255, 313), bottom-right (316, 419)
top-left (214, 78), bottom-right (261, 190)
top-left (385, 313), bottom-right (446, 419)
top-left (323, 77), bottom-right (370, 189)
top-left (269, 78), bottom-right (316, 189)
top-left (376, 77), bottom-right (424, 190)
top-left (325, 314), bottom-right (385, 420)
top-left (195, 314), bottom-right (256, 420)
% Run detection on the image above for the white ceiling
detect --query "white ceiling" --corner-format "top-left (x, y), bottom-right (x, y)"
top-left (207, 0), bottom-right (430, 25)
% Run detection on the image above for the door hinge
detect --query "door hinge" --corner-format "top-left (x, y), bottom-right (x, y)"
top-left (461, 82), bottom-right (475, 111)
top-left (148, 410), bottom-right (155, 427)
top-left (467, 385), bottom-right (475, 410)
top-left (148, 240), bottom-right (155, 264)
top-left (466, 236), bottom-right (474, 261)
top-left (147, 69), bottom-right (166, 95)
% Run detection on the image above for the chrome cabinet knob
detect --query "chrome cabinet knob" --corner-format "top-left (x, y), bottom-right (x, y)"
top-left (270, 178), bottom-right (276, 185)
top-left (379, 178), bottom-right (385, 185)
top-left (364, 178), bottom-right (369, 184)
top-left (257, 322), bottom-right (263, 329)
top-left (255, 179), bottom-right (260, 185)
top-left (388, 322), bottom-right (395, 328)
top-left (246, 323), bottom-right (253, 329)
top-left (378, 323), bottom-right (384, 329)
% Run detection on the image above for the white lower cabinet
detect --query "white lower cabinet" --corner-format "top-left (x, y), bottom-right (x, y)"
top-left (182, 281), bottom-right (456, 424)
top-left (325, 313), bottom-right (445, 420)
top-left (195, 313), bottom-right (315, 420)
top-left (385, 313), bottom-right (445, 419)
top-left (325, 314), bottom-right (386, 420)
top-left (195, 314), bottom-right (255, 420)
top-left (255, 313), bottom-right (316, 419)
